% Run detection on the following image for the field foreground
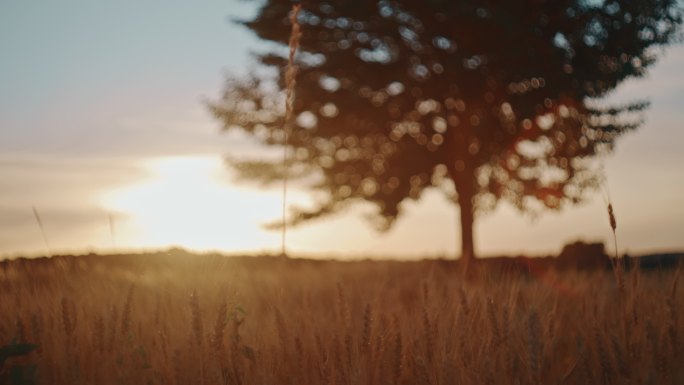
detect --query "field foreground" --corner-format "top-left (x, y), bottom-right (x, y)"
top-left (1, 251), bottom-right (683, 385)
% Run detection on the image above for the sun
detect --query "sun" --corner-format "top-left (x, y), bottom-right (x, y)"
top-left (100, 156), bottom-right (282, 252)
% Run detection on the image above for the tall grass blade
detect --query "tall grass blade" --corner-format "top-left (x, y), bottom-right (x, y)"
top-left (281, 3), bottom-right (302, 258)
top-left (32, 206), bottom-right (51, 257)
top-left (109, 213), bottom-right (116, 250)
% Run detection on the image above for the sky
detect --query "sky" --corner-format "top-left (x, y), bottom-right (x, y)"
top-left (1, 1), bottom-right (683, 259)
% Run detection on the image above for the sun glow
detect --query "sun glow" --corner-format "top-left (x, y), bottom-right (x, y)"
top-left (100, 156), bottom-right (282, 252)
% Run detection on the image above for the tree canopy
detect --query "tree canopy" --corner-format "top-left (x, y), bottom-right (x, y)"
top-left (209, 0), bottom-right (682, 260)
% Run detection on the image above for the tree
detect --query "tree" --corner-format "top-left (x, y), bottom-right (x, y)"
top-left (209, 0), bottom-right (681, 262)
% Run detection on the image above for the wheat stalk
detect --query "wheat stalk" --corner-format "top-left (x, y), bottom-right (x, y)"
top-left (211, 301), bottom-right (228, 354)
top-left (280, 4), bottom-right (302, 258)
top-left (601, 180), bottom-right (625, 297)
top-left (121, 285), bottom-right (134, 336)
top-left (32, 206), bottom-right (51, 257)
top-left (108, 213), bottom-right (116, 250)
top-left (15, 316), bottom-right (27, 343)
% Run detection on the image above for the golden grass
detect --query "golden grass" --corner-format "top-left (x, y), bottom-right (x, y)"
top-left (1, 253), bottom-right (682, 384)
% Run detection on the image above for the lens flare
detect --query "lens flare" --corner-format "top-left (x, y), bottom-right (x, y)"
top-left (100, 156), bottom-right (281, 252)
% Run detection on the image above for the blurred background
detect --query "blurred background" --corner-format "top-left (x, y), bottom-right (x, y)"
top-left (1, 0), bottom-right (683, 259)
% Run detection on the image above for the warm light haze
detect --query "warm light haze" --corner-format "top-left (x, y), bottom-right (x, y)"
top-left (1, 1), bottom-right (683, 259)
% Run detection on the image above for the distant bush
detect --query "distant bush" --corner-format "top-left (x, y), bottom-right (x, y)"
top-left (556, 241), bottom-right (611, 270)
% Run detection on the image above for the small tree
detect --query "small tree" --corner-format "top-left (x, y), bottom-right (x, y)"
top-left (210, 0), bottom-right (681, 262)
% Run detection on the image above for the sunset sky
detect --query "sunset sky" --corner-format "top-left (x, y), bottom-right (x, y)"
top-left (1, 1), bottom-right (683, 259)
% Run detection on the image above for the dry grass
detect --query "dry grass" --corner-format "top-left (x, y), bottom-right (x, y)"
top-left (1, 252), bottom-right (683, 385)
top-left (279, 3), bottom-right (302, 257)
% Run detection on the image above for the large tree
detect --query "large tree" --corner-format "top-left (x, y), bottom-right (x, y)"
top-left (210, 0), bottom-right (681, 262)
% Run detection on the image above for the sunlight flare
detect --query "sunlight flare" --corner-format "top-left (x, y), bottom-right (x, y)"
top-left (100, 156), bottom-right (282, 252)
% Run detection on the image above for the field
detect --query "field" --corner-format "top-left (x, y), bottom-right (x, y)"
top-left (1, 251), bottom-right (682, 385)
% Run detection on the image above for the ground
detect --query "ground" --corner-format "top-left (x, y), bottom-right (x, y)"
top-left (1, 250), bottom-right (682, 385)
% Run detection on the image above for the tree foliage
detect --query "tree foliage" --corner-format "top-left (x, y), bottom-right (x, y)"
top-left (209, 0), bottom-right (682, 259)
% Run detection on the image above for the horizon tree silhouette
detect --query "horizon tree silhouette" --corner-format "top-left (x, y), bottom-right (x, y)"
top-left (209, 0), bottom-right (682, 262)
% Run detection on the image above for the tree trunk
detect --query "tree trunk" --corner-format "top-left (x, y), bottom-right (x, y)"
top-left (457, 186), bottom-right (476, 265)
top-left (448, 126), bottom-right (477, 269)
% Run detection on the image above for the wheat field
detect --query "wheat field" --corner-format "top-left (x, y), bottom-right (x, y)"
top-left (1, 251), bottom-right (682, 385)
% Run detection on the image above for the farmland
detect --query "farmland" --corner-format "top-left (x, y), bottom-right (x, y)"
top-left (1, 250), bottom-right (682, 384)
